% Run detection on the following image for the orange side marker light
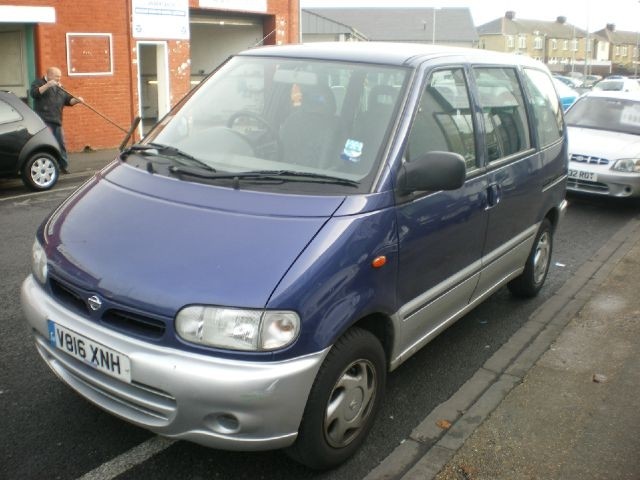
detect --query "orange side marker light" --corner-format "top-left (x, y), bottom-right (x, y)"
top-left (371, 255), bottom-right (387, 268)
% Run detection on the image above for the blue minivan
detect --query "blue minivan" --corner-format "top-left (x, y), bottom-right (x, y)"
top-left (22, 43), bottom-right (567, 469)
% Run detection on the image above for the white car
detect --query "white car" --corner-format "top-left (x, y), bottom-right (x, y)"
top-left (565, 91), bottom-right (640, 197)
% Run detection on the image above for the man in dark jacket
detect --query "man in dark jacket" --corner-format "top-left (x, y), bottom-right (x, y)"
top-left (30, 67), bottom-right (83, 174)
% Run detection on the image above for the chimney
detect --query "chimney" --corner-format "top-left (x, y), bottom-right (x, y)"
top-left (505, 11), bottom-right (515, 20)
top-left (556, 16), bottom-right (567, 24)
top-left (606, 23), bottom-right (616, 32)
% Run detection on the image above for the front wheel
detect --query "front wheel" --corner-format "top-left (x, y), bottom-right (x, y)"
top-left (508, 218), bottom-right (553, 298)
top-left (286, 327), bottom-right (386, 470)
top-left (22, 152), bottom-right (59, 191)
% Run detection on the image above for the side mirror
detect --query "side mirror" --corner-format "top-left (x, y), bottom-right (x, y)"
top-left (397, 151), bottom-right (466, 195)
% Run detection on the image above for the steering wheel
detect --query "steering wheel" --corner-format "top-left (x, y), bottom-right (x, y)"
top-left (226, 111), bottom-right (281, 159)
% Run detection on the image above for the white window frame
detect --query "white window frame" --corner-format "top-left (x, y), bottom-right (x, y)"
top-left (518, 36), bottom-right (526, 49)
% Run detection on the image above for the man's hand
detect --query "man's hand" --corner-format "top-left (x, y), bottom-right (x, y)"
top-left (71, 97), bottom-right (84, 105)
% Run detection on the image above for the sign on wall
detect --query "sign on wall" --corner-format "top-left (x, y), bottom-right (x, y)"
top-left (66, 33), bottom-right (114, 76)
top-left (198, 0), bottom-right (267, 13)
top-left (132, 0), bottom-right (190, 39)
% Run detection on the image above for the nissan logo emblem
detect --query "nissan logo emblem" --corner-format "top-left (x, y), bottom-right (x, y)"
top-left (87, 295), bottom-right (102, 311)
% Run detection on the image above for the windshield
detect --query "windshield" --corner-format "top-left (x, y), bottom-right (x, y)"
top-left (141, 56), bottom-right (409, 194)
top-left (565, 96), bottom-right (640, 136)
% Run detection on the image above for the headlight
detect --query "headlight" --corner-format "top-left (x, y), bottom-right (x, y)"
top-left (175, 306), bottom-right (300, 351)
top-left (612, 158), bottom-right (640, 173)
top-left (32, 239), bottom-right (48, 284)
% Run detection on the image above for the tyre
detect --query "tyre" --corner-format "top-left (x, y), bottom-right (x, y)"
top-left (508, 218), bottom-right (553, 298)
top-left (286, 327), bottom-right (386, 470)
top-left (22, 152), bottom-right (59, 191)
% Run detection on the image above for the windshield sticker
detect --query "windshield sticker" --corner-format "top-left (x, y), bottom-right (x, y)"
top-left (341, 139), bottom-right (364, 163)
top-left (620, 105), bottom-right (640, 127)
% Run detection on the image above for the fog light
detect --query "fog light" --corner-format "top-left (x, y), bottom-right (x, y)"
top-left (204, 413), bottom-right (240, 434)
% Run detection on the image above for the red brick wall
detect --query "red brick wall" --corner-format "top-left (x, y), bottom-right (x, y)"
top-left (16, 0), bottom-right (299, 151)
top-left (27, 0), bottom-right (136, 151)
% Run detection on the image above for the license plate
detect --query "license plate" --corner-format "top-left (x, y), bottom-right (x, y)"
top-left (47, 320), bottom-right (131, 383)
top-left (568, 169), bottom-right (597, 182)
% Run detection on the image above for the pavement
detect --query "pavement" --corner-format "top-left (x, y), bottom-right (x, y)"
top-left (4, 149), bottom-right (640, 479)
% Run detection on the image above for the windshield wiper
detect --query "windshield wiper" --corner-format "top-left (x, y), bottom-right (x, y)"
top-left (121, 143), bottom-right (216, 172)
top-left (168, 167), bottom-right (359, 187)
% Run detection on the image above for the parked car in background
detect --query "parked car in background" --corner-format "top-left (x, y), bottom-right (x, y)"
top-left (0, 90), bottom-right (62, 191)
top-left (565, 91), bottom-right (640, 197)
top-left (553, 74), bottom-right (583, 89)
top-left (552, 78), bottom-right (580, 110)
top-left (582, 74), bottom-right (603, 88)
top-left (592, 78), bottom-right (640, 92)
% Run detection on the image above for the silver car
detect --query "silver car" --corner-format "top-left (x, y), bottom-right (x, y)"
top-left (565, 91), bottom-right (640, 197)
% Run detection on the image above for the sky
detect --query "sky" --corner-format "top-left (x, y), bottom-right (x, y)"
top-left (300, 0), bottom-right (640, 33)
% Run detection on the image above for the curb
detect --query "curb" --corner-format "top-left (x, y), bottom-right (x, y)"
top-left (364, 217), bottom-right (640, 480)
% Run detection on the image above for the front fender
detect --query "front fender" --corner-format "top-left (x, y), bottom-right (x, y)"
top-left (267, 206), bottom-right (399, 360)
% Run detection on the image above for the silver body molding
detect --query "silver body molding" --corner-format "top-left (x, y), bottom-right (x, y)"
top-left (388, 224), bottom-right (539, 370)
top-left (21, 276), bottom-right (329, 451)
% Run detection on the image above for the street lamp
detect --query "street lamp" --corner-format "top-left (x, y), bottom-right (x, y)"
top-left (432, 8), bottom-right (440, 44)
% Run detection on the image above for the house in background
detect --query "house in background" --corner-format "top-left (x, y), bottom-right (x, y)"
top-left (477, 11), bottom-right (612, 76)
top-left (302, 7), bottom-right (478, 48)
top-left (594, 24), bottom-right (640, 75)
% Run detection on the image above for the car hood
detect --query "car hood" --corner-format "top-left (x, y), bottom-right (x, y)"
top-left (567, 127), bottom-right (640, 159)
top-left (42, 163), bottom-right (346, 316)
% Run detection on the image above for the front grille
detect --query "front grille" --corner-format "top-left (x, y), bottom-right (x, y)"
top-left (570, 153), bottom-right (609, 165)
top-left (567, 178), bottom-right (609, 193)
top-left (48, 275), bottom-right (168, 341)
top-left (102, 309), bottom-right (166, 339)
top-left (50, 277), bottom-right (89, 315)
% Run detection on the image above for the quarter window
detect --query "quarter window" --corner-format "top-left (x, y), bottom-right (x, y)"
top-left (522, 68), bottom-right (564, 147)
top-left (472, 67), bottom-right (531, 162)
top-left (0, 99), bottom-right (22, 125)
top-left (406, 68), bottom-right (477, 172)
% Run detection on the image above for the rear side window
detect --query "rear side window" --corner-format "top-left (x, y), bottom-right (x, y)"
top-left (522, 68), bottom-right (564, 147)
top-left (472, 68), bottom-right (531, 162)
top-left (0, 99), bottom-right (22, 125)
top-left (407, 68), bottom-right (477, 172)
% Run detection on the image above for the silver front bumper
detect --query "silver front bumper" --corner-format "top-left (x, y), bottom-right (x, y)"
top-left (21, 275), bottom-right (328, 451)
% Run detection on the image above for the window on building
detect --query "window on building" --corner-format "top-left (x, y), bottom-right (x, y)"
top-left (407, 68), bottom-right (477, 171)
top-left (534, 37), bottom-right (543, 50)
top-left (551, 39), bottom-right (557, 50)
top-left (519, 36), bottom-right (527, 49)
top-left (563, 40), bottom-right (569, 50)
top-left (621, 46), bottom-right (628, 56)
top-left (472, 67), bottom-right (531, 162)
top-left (615, 46), bottom-right (620, 56)
top-left (507, 36), bottom-right (514, 48)
top-left (571, 39), bottom-right (578, 51)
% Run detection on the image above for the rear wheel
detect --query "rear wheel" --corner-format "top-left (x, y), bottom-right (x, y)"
top-left (286, 327), bottom-right (386, 470)
top-left (508, 218), bottom-right (553, 298)
top-left (22, 152), bottom-right (59, 191)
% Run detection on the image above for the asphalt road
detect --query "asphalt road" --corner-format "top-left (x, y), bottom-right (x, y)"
top-left (1, 180), bottom-right (638, 480)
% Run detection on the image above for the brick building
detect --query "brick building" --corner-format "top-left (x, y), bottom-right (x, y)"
top-left (0, 1), bottom-right (299, 151)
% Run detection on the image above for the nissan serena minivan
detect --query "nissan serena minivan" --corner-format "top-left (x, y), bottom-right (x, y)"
top-left (22, 43), bottom-right (567, 469)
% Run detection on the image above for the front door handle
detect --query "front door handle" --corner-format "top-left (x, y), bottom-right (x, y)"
top-left (487, 183), bottom-right (501, 209)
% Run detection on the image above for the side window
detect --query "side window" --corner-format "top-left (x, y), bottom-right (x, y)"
top-left (406, 68), bottom-right (477, 172)
top-left (522, 68), bottom-right (564, 148)
top-left (473, 67), bottom-right (531, 162)
top-left (0, 99), bottom-right (22, 125)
